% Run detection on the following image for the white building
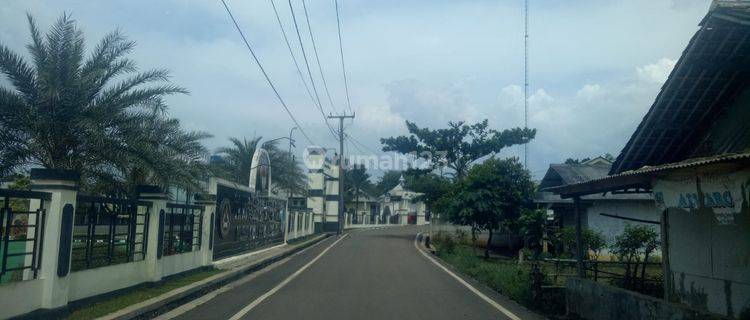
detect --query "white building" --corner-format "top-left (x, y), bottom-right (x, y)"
top-left (379, 175), bottom-right (429, 225)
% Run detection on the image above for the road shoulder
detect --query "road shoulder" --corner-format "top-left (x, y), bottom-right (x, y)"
top-left (414, 233), bottom-right (548, 320)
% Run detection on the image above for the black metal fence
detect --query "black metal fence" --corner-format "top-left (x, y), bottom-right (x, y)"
top-left (71, 196), bottom-right (150, 271)
top-left (163, 203), bottom-right (203, 256)
top-left (0, 189), bottom-right (50, 283)
top-left (213, 184), bottom-right (284, 259)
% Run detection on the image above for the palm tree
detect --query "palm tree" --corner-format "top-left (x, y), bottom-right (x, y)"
top-left (213, 137), bottom-right (263, 185)
top-left (345, 164), bottom-right (372, 221)
top-left (0, 14), bottom-right (205, 193)
top-left (266, 143), bottom-right (307, 196)
top-left (213, 137), bottom-right (307, 196)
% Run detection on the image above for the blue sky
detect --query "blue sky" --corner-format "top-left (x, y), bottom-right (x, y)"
top-left (0, 0), bottom-right (712, 178)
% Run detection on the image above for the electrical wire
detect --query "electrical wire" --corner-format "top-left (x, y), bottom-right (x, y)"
top-left (334, 0), bottom-right (353, 114)
top-left (220, 0), bottom-right (315, 145)
top-left (301, 0), bottom-right (339, 115)
top-left (286, 0), bottom-right (339, 139)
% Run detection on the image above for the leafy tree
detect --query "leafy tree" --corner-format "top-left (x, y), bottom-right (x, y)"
top-left (611, 224), bottom-right (659, 289)
top-left (556, 227), bottom-right (607, 260)
top-left (0, 14), bottom-right (209, 195)
top-left (444, 157), bottom-right (535, 258)
top-left (345, 164), bottom-right (373, 216)
top-left (373, 170), bottom-right (403, 195)
top-left (403, 169), bottom-right (452, 217)
top-left (381, 120), bottom-right (535, 178)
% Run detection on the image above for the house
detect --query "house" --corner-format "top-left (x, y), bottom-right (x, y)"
top-left (552, 1), bottom-right (750, 317)
top-left (379, 175), bottom-right (429, 225)
top-left (536, 158), bottom-right (659, 248)
top-left (345, 192), bottom-right (380, 226)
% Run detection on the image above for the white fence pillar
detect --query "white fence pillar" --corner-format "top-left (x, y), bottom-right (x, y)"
top-left (137, 185), bottom-right (168, 282)
top-left (194, 193), bottom-right (216, 266)
top-left (30, 169), bottom-right (79, 310)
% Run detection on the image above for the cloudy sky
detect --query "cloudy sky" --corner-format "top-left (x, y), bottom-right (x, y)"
top-left (1, 0), bottom-right (712, 178)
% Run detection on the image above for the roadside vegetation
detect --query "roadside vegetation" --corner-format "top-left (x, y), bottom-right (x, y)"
top-left (382, 119), bottom-right (664, 317)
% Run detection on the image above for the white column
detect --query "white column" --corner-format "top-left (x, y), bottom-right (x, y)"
top-left (30, 169), bottom-right (79, 310)
top-left (194, 193), bottom-right (216, 266)
top-left (137, 185), bottom-right (168, 282)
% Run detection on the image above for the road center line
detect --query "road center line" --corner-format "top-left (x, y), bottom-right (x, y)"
top-left (228, 234), bottom-right (349, 320)
top-left (413, 233), bottom-right (522, 320)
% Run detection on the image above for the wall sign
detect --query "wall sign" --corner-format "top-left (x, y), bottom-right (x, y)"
top-left (653, 171), bottom-right (750, 225)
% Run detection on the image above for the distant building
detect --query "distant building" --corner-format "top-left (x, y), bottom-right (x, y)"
top-left (536, 158), bottom-right (659, 247)
top-left (345, 192), bottom-right (379, 226)
top-left (552, 2), bottom-right (750, 317)
top-left (305, 146), bottom-right (341, 232)
top-left (378, 175), bottom-right (429, 225)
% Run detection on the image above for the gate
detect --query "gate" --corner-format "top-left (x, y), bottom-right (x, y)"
top-left (213, 183), bottom-right (284, 259)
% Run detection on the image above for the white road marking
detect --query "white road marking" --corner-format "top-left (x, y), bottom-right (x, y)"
top-left (228, 234), bottom-right (349, 320)
top-left (155, 237), bottom-right (331, 320)
top-left (413, 233), bottom-right (522, 320)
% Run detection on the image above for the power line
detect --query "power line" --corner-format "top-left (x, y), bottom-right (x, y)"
top-left (286, 0), bottom-right (339, 139)
top-left (270, 0), bottom-right (338, 141)
top-left (220, 0), bottom-right (315, 145)
top-left (334, 0), bottom-right (353, 114)
top-left (345, 133), bottom-right (378, 155)
top-left (301, 0), bottom-right (339, 115)
top-left (345, 134), bottom-right (365, 154)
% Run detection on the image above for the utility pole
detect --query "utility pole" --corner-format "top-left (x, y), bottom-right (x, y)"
top-left (328, 112), bottom-right (355, 235)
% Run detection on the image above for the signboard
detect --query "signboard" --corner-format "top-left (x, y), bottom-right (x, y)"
top-left (653, 171), bottom-right (750, 225)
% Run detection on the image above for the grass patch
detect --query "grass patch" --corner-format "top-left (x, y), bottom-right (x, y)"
top-left (64, 268), bottom-right (223, 320)
top-left (437, 245), bottom-right (534, 306)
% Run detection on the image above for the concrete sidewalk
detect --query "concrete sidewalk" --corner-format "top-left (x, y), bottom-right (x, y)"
top-left (96, 234), bottom-right (329, 320)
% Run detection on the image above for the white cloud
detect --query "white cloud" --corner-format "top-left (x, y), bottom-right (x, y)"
top-left (576, 84), bottom-right (604, 100)
top-left (637, 58), bottom-right (677, 84)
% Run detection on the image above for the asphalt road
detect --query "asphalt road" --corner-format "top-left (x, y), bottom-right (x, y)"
top-left (166, 226), bottom-right (543, 320)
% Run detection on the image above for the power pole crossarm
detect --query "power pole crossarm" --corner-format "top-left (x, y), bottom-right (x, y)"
top-left (328, 112), bottom-right (355, 235)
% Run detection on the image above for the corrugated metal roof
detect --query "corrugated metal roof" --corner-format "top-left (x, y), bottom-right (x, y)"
top-left (538, 163), bottom-right (610, 189)
top-left (551, 151), bottom-right (750, 197)
top-left (610, 2), bottom-right (750, 175)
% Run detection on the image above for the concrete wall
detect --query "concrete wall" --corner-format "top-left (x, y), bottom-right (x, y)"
top-left (654, 167), bottom-right (750, 318)
top-left (0, 175), bottom-right (217, 319)
top-left (586, 200), bottom-right (661, 245)
top-left (566, 278), bottom-right (724, 320)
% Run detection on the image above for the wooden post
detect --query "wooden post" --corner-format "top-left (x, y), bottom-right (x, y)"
top-left (660, 209), bottom-right (671, 301)
top-left (574, 196), bottom-right (585, 278)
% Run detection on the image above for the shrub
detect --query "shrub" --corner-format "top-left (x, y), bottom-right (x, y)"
top-left (556, 227), bottom-right (607, 260)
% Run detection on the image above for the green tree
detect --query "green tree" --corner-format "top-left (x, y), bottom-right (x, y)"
top-left (345, 164), bottom-right (372, 214)
top-left (373, 170), bottom-right (403, 195)
top-left (0, 14), bottom-right (209, 194)
top-left (403, 169), bottom-right (452, 216)
top-left (212, 138), bottom-right (307, 197)
top-left (266, 143), bottom-right (307, 196)
top-left (444, 157), bottom-right (535, 258)
top-left (381, 120), bottom-right (535, 178)
top-left (213, 137), bottom-right (262, 185)
top-left (556, 227), bottom-right (607, 260)
top-left (611, 224), bottom-right (659, 289)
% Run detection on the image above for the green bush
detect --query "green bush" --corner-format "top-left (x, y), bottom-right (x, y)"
top-left (440, 246), bottom-right (533, 306)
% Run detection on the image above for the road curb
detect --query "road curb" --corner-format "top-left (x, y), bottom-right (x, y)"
top-left (98, 234), bottom-right (331, 320)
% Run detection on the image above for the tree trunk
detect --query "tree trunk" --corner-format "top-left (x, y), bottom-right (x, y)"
top-left (485, 228), bottom-right (494, 259)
